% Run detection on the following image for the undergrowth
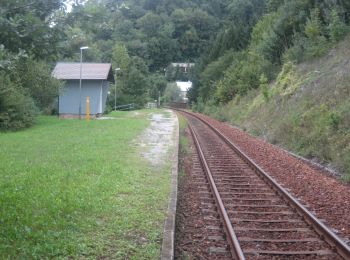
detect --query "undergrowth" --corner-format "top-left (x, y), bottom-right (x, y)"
top-left (178, 114), bottom-right (189, 157)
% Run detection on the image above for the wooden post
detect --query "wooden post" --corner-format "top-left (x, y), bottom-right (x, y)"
top-left (86, 96), bottom-right (90, 121)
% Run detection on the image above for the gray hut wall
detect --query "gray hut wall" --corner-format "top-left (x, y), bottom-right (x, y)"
top-left (102, 80), bottom-right (109, 113)
top-left (59, 80), bottom-right (108, 115)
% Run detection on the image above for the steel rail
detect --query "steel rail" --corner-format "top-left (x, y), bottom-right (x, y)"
top-left (177, 108), bottom-right (350, 260)
top-left (188, 122), bottom-right (245, 260)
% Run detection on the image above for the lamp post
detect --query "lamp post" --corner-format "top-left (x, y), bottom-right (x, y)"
top-left (114, 68), bottom-right (120, 111)
top-left (79, 46), bottom-right (89, 119)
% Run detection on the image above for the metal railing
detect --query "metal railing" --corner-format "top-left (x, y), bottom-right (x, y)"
top-left (114, 103), bottom-right (135, 111)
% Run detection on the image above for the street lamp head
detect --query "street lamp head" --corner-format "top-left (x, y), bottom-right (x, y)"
top-left (80, 46), bottom-right (89, 50)
top-left (115, 68), bottom-right (120, 71)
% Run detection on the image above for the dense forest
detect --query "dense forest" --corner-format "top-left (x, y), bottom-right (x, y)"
top-left (61, 0), bottom-right (228, 107)
top-left (190, 0), bottom-right (350, 104)
top-left (0, 0), bottom-right (226, 130)
top-left (1, 0), bottom-right (349, 130)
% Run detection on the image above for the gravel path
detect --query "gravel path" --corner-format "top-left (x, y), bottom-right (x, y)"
top-left (195, 112), bottom-right (350, 245)
top-left (136, 110), bottom-right (178, 167)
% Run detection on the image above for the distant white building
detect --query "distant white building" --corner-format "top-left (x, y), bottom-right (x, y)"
top-left (176, 81), bottom-right (192, 102)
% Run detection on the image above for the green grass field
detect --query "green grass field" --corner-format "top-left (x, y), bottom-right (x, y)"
top-left (0, 110), bottom-right (173, 258)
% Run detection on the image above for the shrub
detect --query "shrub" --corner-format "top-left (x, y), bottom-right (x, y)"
top-left (283, 34), bottom-right (307, 63)
top-left (192, 97), bottom-right (206, 112)
top-left (276, 62), bottom-right (297, 90)
top-left (0, 72), bottom-right (37, 131)
top-left (259, 74), bottom-right (270, 102)
top-left (328, 111), bottom-right (341, 131)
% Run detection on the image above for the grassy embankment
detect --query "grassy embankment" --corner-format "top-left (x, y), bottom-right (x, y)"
top-left (0, 110), bottom-right (172, 258)
top-left (197, 35), bottom-right (350, 180)
top-left (178, 114), bottom-right (189, 157)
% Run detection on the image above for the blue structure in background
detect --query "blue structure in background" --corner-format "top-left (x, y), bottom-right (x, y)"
top-left (52, 62), bottom-right (114, 118)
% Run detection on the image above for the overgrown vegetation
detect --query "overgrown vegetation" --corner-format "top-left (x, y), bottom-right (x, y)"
top-left (190, 0), bottom-right (349, 103)
top-left (188, 0), bottom-right (350, 179)
top-left (0, 110), bottom-right (172, 258)
top-left (0, 1), bottom-right (65, 130)
top-left (193, 36), bottom-right (350, 179)
top-left (178, 113), bottom-right (189, 156)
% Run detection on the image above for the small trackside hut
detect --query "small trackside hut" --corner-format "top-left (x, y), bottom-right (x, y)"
top-left (52, 62), bottom-right (114, 118)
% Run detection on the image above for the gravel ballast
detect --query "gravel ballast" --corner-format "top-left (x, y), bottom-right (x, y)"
top-left (195, 112), bottom-right (350, 245)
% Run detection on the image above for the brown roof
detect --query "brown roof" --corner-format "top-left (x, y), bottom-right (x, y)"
top-left (52, 62), bottom-right (114, 81)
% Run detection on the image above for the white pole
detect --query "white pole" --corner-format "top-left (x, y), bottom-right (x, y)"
top-left (114, 72), bottom-right (117, 111)
top-left (114, 68), bottom-right (120, 111)
top-left (79, 46), bottom-right (88, 119)
top-left (79, 48), bottom-right (82, 119)
top-left (158, 90), bottom-right (160, 107)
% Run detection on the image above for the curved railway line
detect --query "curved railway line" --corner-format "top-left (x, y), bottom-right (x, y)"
top-left (175, 109), bottom-right (350, 259)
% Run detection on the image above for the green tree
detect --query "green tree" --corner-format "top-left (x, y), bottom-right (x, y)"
top-left (13, 57), bottom-right (63, 112)
top-left (328, 9), bottom-right (348, 42)
top-left (163, 83), bottom-right (182, 103)
top-left (124, 67), bottom-right (149, 105)
top-left (112, 43), bottom-right (130, 74)
top-left (148, 73), bottom-right (167, 100)
top-left (136, 12), bottom-right (163, 37)
top-left (0, 0), bottom-right (65, 59)
top-left (304, 9), bottom-right (329, 58)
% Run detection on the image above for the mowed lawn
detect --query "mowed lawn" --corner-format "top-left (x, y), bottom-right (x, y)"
top-left (0, 111), bottom-right (172, 259)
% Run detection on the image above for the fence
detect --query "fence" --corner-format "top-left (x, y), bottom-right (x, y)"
top-left (114, 103), bottom-right (135, 111)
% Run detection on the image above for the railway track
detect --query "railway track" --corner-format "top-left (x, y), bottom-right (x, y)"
top-left (177, 109), bottom-right (350, 259)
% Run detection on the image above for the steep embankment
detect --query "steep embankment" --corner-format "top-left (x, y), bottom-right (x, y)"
top-left (204, 35), bottom-right (350, 179)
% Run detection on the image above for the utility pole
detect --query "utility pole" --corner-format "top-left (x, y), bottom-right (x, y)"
top-left (79, 46), bottom-right (89, 119)
top-left (158, 90), bottom-right (161, 108)
top-left (114, 68), bottom-right (120, 111)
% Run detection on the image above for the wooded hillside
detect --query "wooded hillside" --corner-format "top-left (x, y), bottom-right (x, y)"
top-left (190, 0), bottom-right (350, 103)
top-left (189, 0), bottom-right (350, 178)
top-left (0, 0), bottom-right (227, 130)
top-left (61, 0), bottom-right (227, 107)
top-left (1, 0), bottom-right (349, 132)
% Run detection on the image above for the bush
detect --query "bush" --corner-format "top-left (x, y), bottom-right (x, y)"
top-left (192, 97), bottom-right (206, 113)
top-left (259, 74), bottom-right (270, 102)
top-left (283, 34), bottom-right (307, 63)
top-left (0, 72), bottom-right (37, 131)
top-left (328, 111), bottom-right (341, 131)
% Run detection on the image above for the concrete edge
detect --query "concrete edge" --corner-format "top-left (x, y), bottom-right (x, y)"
top-left (160, 110), bottom-right (179, 260)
